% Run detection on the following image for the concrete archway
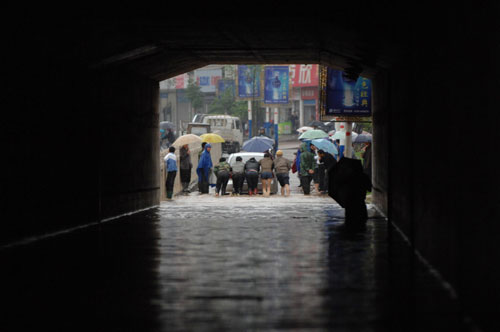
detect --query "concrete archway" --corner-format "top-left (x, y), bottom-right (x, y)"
top-left (3, 6), bottom-right (500, 330)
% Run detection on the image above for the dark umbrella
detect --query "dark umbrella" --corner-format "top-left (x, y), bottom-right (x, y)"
top-left (307, 120), bottom-right (327, 129)
top-left (160, 121), bottom-right (175, 130)
top-left (354, 133), bottom-right (372, 143)
top-left (328, 157), bottom-right (371, 230)
top-left (242, 136), bottom-right (274, 152)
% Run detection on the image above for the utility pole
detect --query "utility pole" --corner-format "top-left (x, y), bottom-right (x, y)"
top-left (248, 100), bottom-right (252, 138)
top-left (344, 122), bottom-right (353, 159)
top-left (274, 107), bottom-right (279, 152)
top-left (265, 107), bottom-right (270, 136)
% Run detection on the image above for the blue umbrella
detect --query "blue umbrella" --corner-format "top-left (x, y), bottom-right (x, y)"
top-left (311, 138), bottom-right (338, 155)
top-left (242, 136), bottom-right (274, 152)
top-left (354, 133), bottom-right (372, 143)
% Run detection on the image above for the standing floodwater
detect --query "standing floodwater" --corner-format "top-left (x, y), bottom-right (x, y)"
top-left (1, 194), bottom-right (469, 332)
top-left (156, 196), bottom-right (384, 331)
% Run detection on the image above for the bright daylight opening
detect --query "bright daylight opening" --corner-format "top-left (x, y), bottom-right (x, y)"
top-left (158, 64), bottom-right (373, 204)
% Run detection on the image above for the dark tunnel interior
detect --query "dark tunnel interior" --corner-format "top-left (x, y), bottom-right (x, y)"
top-left (1, 4), bottom-right (500, 331)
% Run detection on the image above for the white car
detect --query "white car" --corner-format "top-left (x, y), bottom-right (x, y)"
top-left (225, 152), bottom-right (278, 194)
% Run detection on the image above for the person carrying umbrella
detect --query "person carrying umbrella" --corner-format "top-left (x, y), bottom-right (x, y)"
top-left (179, 144), bottom-right (193, 195)
top-left (310, 143), bottom-right (325, 195)
top-left (166, 129), bottom-right (176, 147)
top-left (197, 142), bottom-right (207, 193)
top-left (299, 142), bottom-right (315, 195)
top-left (317, 149), bottom-right (337, 195)
top-left (196, 143), bottom-right (213, 194)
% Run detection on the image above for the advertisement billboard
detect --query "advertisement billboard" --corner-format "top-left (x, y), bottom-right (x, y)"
top-left (237, 65), bottom-right (261, 98)
top-left (264, 66), bottom-right (289, 104)
top-left (289, 64), bottom-right (319, 87)
top-left (324, 68), bottom-right (371, 117)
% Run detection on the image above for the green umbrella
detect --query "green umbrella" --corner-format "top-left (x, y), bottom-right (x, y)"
top-left (298, 129), bottom-right (328, 140)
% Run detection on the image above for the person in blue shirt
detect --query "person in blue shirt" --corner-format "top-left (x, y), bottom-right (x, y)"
top-left (333, 139), bottom-right (341, 161)
top-left (164, 146), bottom-right (178, 200)
top-left (196, 143), bottom-right (213, 194)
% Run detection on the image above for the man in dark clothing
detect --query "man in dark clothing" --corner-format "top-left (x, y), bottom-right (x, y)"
top-left (245, 157), bottom-right (260, 196)
top-left (328, 157), bottom-right (371, 231)
top-left (231, 156), bottom-right (245, 196)
top-left (317, 149), bottom-right (337, 173)
top-left (317, 149), bottom-right (337, 194)
top-left (214, 157), bottom-right (231, 196)
top-left (179, 144), bottom-right (193, 194)
top-left (197, 142), bottom-right (207, 193)
top-left (299, 142), bottom-right (315, 195)
top-left (361, 142), bottom-right (372, 183)
top-left (166, 129), bottom-right (176, 147)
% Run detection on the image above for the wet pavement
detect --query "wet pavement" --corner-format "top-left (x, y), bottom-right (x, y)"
top-left (1, 192), bottom-right (474, 332)
top-left (0, 141), bottom-right (474, 332)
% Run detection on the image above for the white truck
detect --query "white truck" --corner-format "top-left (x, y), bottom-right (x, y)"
top-left (202, 115), bottom-right (243, 154)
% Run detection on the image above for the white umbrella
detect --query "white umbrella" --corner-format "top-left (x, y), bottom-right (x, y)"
top-left (297, 126), bottom-right (313, 133)
top-left (172, 134), bottom-right (202, 147)
top-left (332, 131), bottom-right (358, 141)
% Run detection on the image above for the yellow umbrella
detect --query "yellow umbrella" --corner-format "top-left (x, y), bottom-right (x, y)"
top-left (172, 134), bottom-right (202, 147)
top-left (200, 133), bottom-right (225, 143)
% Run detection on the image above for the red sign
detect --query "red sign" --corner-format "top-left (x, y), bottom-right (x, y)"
top-left (175, 74), bottom-right (188, 89)
top-left (289, 64), bottom-right (319, 87)
top-left (301, 87), bottom-right (318, 100)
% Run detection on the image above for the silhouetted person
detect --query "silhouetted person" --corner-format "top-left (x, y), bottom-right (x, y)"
top-left (361, 142), bottom-right (372, 183)
top-left (179, 144), bottom-right (192, 194)
top-left (317, 149), bottom-right (337, 194)
top-left (164, 146), bottom-right (178, 200)
top-left (328, 157), bottom-right (371, 231)
top-left (166, 129), bottom-right (176, 147)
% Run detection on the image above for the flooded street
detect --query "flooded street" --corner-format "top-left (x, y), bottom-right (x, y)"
top-left (1, 142), bottom-right (467, 331)
top-left (155, 195), bottom-right (385, 331)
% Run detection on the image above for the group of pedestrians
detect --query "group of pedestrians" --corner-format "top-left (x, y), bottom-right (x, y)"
top-left (209, 150), bottom-right (292, 198)
top-left (163, 142), bottom-right (294, 199)
top-left (164, 138), bottom-right (371, 199)
top-left (290, 137), bottom-right (372, 197)
top-left (291, 142), bottom-right (337, 196)
top-left (163, 143), bottom-right (193, 200)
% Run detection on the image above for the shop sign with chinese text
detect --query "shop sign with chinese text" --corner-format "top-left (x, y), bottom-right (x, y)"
top-left (289, 64), bottom-right (319, 87)
top-left (264, 66), bottom-right (289, 104)
top-left (323, 68), bottom-right (371, 117)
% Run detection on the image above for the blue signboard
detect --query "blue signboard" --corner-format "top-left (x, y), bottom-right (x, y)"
top-left (237, 65), bottom-right (260, 98)
top-left (217, 79), bottom-right (235, 98)
top-left (325, 69), bottom-right (371, 116)
top-left (264, 66), bottom-right (289, 104)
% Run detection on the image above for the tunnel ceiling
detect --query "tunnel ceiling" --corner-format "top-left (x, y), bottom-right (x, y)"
top-left (73, 7), bottom-right (413, 82)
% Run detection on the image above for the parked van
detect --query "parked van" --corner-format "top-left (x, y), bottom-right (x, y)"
top-left (202, 115), bottom-right (243, 154)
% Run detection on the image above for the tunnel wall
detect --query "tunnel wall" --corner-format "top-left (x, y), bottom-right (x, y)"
top-left (92, 69), bottom-right (161, 219)
top-left (0, 61), bottom-right (160, 244)
top-left (373, 7), bottom-right (500, 330)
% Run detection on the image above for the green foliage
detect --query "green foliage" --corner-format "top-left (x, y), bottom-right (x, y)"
top-left (208, 88), bottom-right (248, 120)
top-left (185, 77), bottom-right (204, 111)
